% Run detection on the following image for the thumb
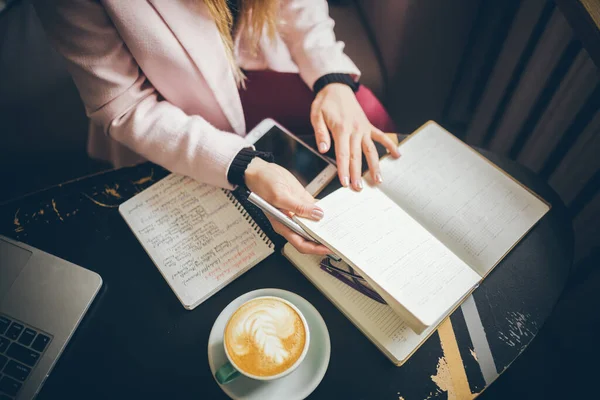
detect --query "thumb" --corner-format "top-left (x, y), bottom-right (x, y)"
top-left (273, 191), bottom-right (324, 221)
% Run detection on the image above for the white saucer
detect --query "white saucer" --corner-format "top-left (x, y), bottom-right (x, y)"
top-left (208, 288), bottom-right (331, 400)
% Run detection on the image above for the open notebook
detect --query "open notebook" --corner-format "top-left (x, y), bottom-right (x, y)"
top-left (119, 174), bottom-right (274, 309)
top-left (283, 245), bottom-right (443, 365)
top-left (294, 121), bottom-right (550, 335)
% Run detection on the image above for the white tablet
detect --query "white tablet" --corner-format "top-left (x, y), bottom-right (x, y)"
top-left (245, 119), bottom-right (337, 196)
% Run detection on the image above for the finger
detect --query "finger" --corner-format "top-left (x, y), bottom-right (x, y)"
top-left (287, 233), bottom-right (332, 255)
top-left (310, 102), bottom-right (330, 153)
top-left (332, 121), bottom-right (350, 187)
top-left (363, 137), bottom-right (382, 184)
top-left (270, 219), bottom-right (331, 255)
top-left (271, 190), bottom-right (324, 221)
top-left (281, 191), bottom-right (318, 218)
top-left (349, 128), bottom-right (363, 191)
top-left (372, 128), bottom-right (401, 158)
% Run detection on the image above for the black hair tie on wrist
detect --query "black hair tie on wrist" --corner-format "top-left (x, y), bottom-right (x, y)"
top-left (313, 73), bottom-right (360, 94)
top-left (227, 147), bottom-right (274, 188)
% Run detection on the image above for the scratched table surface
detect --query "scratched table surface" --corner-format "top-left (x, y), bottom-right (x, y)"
top-left (0, 151), bottom-right (572, 400)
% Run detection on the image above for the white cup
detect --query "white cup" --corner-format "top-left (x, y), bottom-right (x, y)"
top-left (215, 296), bottom-right (310, 384)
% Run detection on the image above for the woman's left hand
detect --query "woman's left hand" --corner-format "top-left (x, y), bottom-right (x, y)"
top-left (310, 83), bottom-right (400, 191)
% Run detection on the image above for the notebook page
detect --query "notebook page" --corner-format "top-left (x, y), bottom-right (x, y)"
top-left (298, 184), bottom-right (480, 329)
top-left (283, 244), bottom-right (439, 364)
top-left (379, 122), bottom-right (549, 277)
top-left (119, 174), bottom-right (273, 308)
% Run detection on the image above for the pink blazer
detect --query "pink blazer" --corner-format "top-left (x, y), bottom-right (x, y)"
top-left (32, 0), bottom-right (360, 189)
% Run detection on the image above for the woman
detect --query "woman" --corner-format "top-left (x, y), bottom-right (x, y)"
top-left (33, 0), bottom-right (400, 255)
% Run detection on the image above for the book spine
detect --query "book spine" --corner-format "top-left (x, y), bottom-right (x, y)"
top-left (222, 189), bottom-right (275, 249)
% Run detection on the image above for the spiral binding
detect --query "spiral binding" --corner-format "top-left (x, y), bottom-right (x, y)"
top-left (222, 189), bottom-right (275, 249)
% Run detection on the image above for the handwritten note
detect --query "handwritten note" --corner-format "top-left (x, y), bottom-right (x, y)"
top-left (379, 123), bottom-right (549, 276)
top-left (119, 174), bottom-right (273, 309)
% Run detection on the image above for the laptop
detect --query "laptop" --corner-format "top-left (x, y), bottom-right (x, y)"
top-left (0, 235), bottom-right (102, 399)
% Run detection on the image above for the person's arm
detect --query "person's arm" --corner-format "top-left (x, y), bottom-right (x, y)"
top-left (278, 0), bottom-right (400, 191)
top-left (277, 0), bottom-right (361, 89)
top-left (32, 0), bottom-right (248, 189)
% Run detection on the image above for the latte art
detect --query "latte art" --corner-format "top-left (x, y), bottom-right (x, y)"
top-left (224, 298), bottom-right (307, 377)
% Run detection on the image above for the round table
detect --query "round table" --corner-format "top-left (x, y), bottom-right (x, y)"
top-left (0, 150), bottom-right (572, 399)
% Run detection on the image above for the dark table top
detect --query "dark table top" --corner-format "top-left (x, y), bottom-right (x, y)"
top-left (0, 151), bottom-right (573, 399)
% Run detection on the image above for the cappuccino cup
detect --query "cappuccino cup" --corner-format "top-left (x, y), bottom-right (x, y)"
top-left (215, 296), bottom-right (310, 384)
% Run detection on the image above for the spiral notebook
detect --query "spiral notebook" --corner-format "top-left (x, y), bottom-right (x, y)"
top-left (119, 174), bottom-right (275, 310)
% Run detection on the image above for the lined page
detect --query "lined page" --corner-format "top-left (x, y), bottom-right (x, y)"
top-left (119, 174), bottom-right (273, 309)
top-left (379, 122), bottom-right (549, 277)
top-left (298, 184), bottom-right (480, 329)
top-left (283, 244), bottom-right (439, 364)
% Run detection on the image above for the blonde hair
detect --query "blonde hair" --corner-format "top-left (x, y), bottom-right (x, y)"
top-left (203, 0), bottom-right (278, 86)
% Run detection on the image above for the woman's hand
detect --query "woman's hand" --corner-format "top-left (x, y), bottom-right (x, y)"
top-left (244, 157), bottom-right (331, 255)
top-left (310, 83), bottom-right (401, 190)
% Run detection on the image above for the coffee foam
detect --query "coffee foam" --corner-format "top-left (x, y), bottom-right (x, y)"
top-left (224, 298), bottom-right (306, 377)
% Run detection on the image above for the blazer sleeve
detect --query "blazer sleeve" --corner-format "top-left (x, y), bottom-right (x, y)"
top-left (278, 0), bottom-right (361, 90)
top-left (32, 0), bottom-right (249, 189)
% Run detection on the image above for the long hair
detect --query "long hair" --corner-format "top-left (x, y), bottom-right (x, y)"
top-left (203, 0), bottom-right (278, 86)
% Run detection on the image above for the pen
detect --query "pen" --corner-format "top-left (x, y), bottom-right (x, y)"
top-left (246, 191), bottom-right (342, 262)
top-left (247, 191), bottom-right (315, 242)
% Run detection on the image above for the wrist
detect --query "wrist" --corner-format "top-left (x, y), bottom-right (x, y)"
top-left (244, 157), bottom-right (269, 191)
top-left (244, 157), bottom-right (271, 195)
top-left (321, 83), bottom-right (354, 94)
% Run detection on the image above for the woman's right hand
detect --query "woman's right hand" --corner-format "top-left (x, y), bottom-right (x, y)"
top-left (244, 158), bottom-right (331, 255)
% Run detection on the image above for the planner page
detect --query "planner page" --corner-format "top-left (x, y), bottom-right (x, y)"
top-left (298, 184), bottom-right (480, 332)
top-left (283, 244), bottom-right (441, 364)
top-left (119, 174), bottom-right (274, 309)
top-left (378, 122), bottom-right (550, 277)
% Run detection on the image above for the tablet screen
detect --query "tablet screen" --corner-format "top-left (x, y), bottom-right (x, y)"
top-left (253, 126), bottom-right (330, 187)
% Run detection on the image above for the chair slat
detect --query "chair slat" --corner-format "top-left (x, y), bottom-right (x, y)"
top-left (489, 9), bottom-right (573, 155)
top-left (465, 0), bottom-right (548, 146)
top-left (445, 1), bottom-right (518, 127)
top-left (517, 50), bottom-right (598, 172)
